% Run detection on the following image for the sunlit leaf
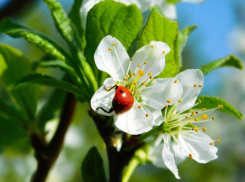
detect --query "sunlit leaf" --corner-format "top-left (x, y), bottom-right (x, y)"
top-left (194, 96), bottom-right (243, 120)
top-left (0, 18), bottom-right (67, 61)
top-left (200, 55), bottom-right (243, 75)
top-left (138, 5), bottom-right (179, 78)
top-left (85, 1), bottom-right (143, 84)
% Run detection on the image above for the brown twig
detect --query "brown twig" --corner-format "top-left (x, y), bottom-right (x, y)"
top-left (89, 110), bottom-right (142, 182)
top-left (31, 92), bottom-right (76, 182)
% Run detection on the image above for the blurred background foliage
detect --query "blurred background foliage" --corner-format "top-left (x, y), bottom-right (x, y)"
top-left (0, 0), bottom-right (244, 181)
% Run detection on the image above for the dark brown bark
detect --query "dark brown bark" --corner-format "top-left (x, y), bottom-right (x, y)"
top-left (89, 110), bottom-right (141, 182)
top-left (31, 92), bottom-right (76, 182)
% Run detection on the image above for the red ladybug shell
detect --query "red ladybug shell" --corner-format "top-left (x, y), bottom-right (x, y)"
top-left (112, 86), bottom-right (134, 115)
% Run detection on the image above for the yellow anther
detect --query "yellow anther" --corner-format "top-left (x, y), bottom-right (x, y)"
top-left (138, 105), bottom-right (141, 109)
top-left (142, 82), bottom-right (146, 85)
top-left (126, 74), bottom-right (129, 77)
top-left (146, 113), bottom-right (149, 117)
top-left (145, 83), bottom-right (148, 86)
top-left (138, 64), bottom-right (141, 67)
top-left (150, 76), bottom-right (153, 79)
top-left (192, 111), bottom-right (195, 115)
top-left (194, 118), bottom-right (197, 122)
top-left (108, 48), bottom-right (112, 51)
top-left (188, 122), bottom-right (191, 125)
top-left (194, 83), bottom-right (197, 87)
top-left (189, 154), bottom-right (193, 159)
top-left (165, 105), bottom-right (169, 108)
top-left (125, 78), bottom-right (128, 81)
top-left (210, 142), bottom-right (214, 146)
top-left (202, 108), bottom-right (206, 111)
top-left (174, 80), bottom-right (178, 83)
top-left (185, 116), bottom-right (188, 119)
top-left (199, 84), bottom-right (203, 88)
top-left (217, 139), bottom-right (221, 143)
top-left (202, 114), bottom-right (208, 120)
top-left (148, 72), bottom-right (152, 76)
top-left (112, 43), bottom-right (116, 46)
top-left (162, 50), bottom-right (166, 54)
top-left (167, 99), bottom-right (171, 104)
top-left (150, 44), bottom-right (154, 48)
top-left (133, 72), bottom-right (136, 76)
top-left (133, 82), bottom-right (137, 86)
top-left (105, 87), bottom-right (109, 91)
top-left (198, 100), bottom-right (202, 104)
top-left (220, 105), bottom-right (224, 108)
top-left (195, 128), bottom-right (199, 132)
top-left (144, 61), bottom-right (147, 64)
top-left (133, 89), bottom-right (137, 92)
top-left (178, 99), bottom-right (182, 103)
top-left (130, 58), bottom-right (133, 61)
top-left (195, 111), bottom-right (199, 114)
top-left (202, 127), bottom-right (206, 131)
top-left (212, 116), bottom-right (215, 120)
top-left (139, 70), bottom-right (145, 76)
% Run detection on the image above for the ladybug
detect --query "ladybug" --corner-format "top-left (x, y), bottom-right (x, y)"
top-left (96, 85), bottom-right (134, 115)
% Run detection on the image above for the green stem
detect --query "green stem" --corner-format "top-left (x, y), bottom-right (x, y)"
top-left (122, 157), bottom-right (140, 182)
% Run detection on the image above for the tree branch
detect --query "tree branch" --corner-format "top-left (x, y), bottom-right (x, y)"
top-left (31, 92), bottom-right (76, 182)
top-left (89, 110), bottom-right (142, 182)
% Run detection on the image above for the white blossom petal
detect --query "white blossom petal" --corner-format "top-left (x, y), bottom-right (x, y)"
top-left (80, 0), bottom-right (100, 28)
top-left (94, 35), bottom-right (130, 81)
top-left (175, 69), bottom-right (204, 112)
top-left (151, 0), bottom-right (177, 19)
top-left (182, 0), bottom-right (204, 3)
top-left (162, 134), bottom-right (180, 179)
top-left (141, 78), bottom-right (183, 110)
top-left (91, 78), bottom-right (116, 116)
top-left (149, 108), bottom-right (164, 126)
top-left (114, 104), bottom-right (153, 135)
top-left (177, 131), bottom-right (218, 163)
top-left (117, 0), bottom-right (151, 12)
top-left (150, 139), bottom-right (186, 170)
top-left (130, 41), bottom-right (170, 83)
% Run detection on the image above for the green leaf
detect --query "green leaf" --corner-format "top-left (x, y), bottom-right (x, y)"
top-left (0, 44), bottom-right (38, 121)
top-left (179, 25), bottom-right (198, 53)
top-left (33, 60), bottom-right (79, 83)
top-left (199, 55), bottom-right (243, 75)
top-left (0, 113), bottom-right (30, 153)
top-left (9, 73), bottom-right (82, 96)
top-left (194, 96), bottom-right (243, 120)
top-left (138, 6), bottom-right (179, 78)
top-left (43, 0), bottom-right (97, 93)
top-left (0, 18), bottom-right (67, 61)
top-left (68, 0), bottom-right (85, 49)
top-left (81, 147), bottom-right (107, 182)
top-left (85, 1), bottom-right (143, 83)
top-left (0, 99), bottom-right (27, 123)
top-left (43, 0), bottom-right (82, 52)
top-left (167, 0), bottom-right (181, 4)
top-left (37, 88), bottom-right (67, 129)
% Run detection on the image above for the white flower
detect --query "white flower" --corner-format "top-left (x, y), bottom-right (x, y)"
top-left (91, 35), bottom-right (183, 135)
top-left (149, 69), bottom-right (219, 179)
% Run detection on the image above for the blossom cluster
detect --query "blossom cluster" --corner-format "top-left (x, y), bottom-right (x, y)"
top-left (91, 35), bottom-right (219, 178)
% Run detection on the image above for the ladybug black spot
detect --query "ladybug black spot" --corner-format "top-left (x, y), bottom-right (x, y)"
top-left (119, 90), bottom-right (124, 94)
